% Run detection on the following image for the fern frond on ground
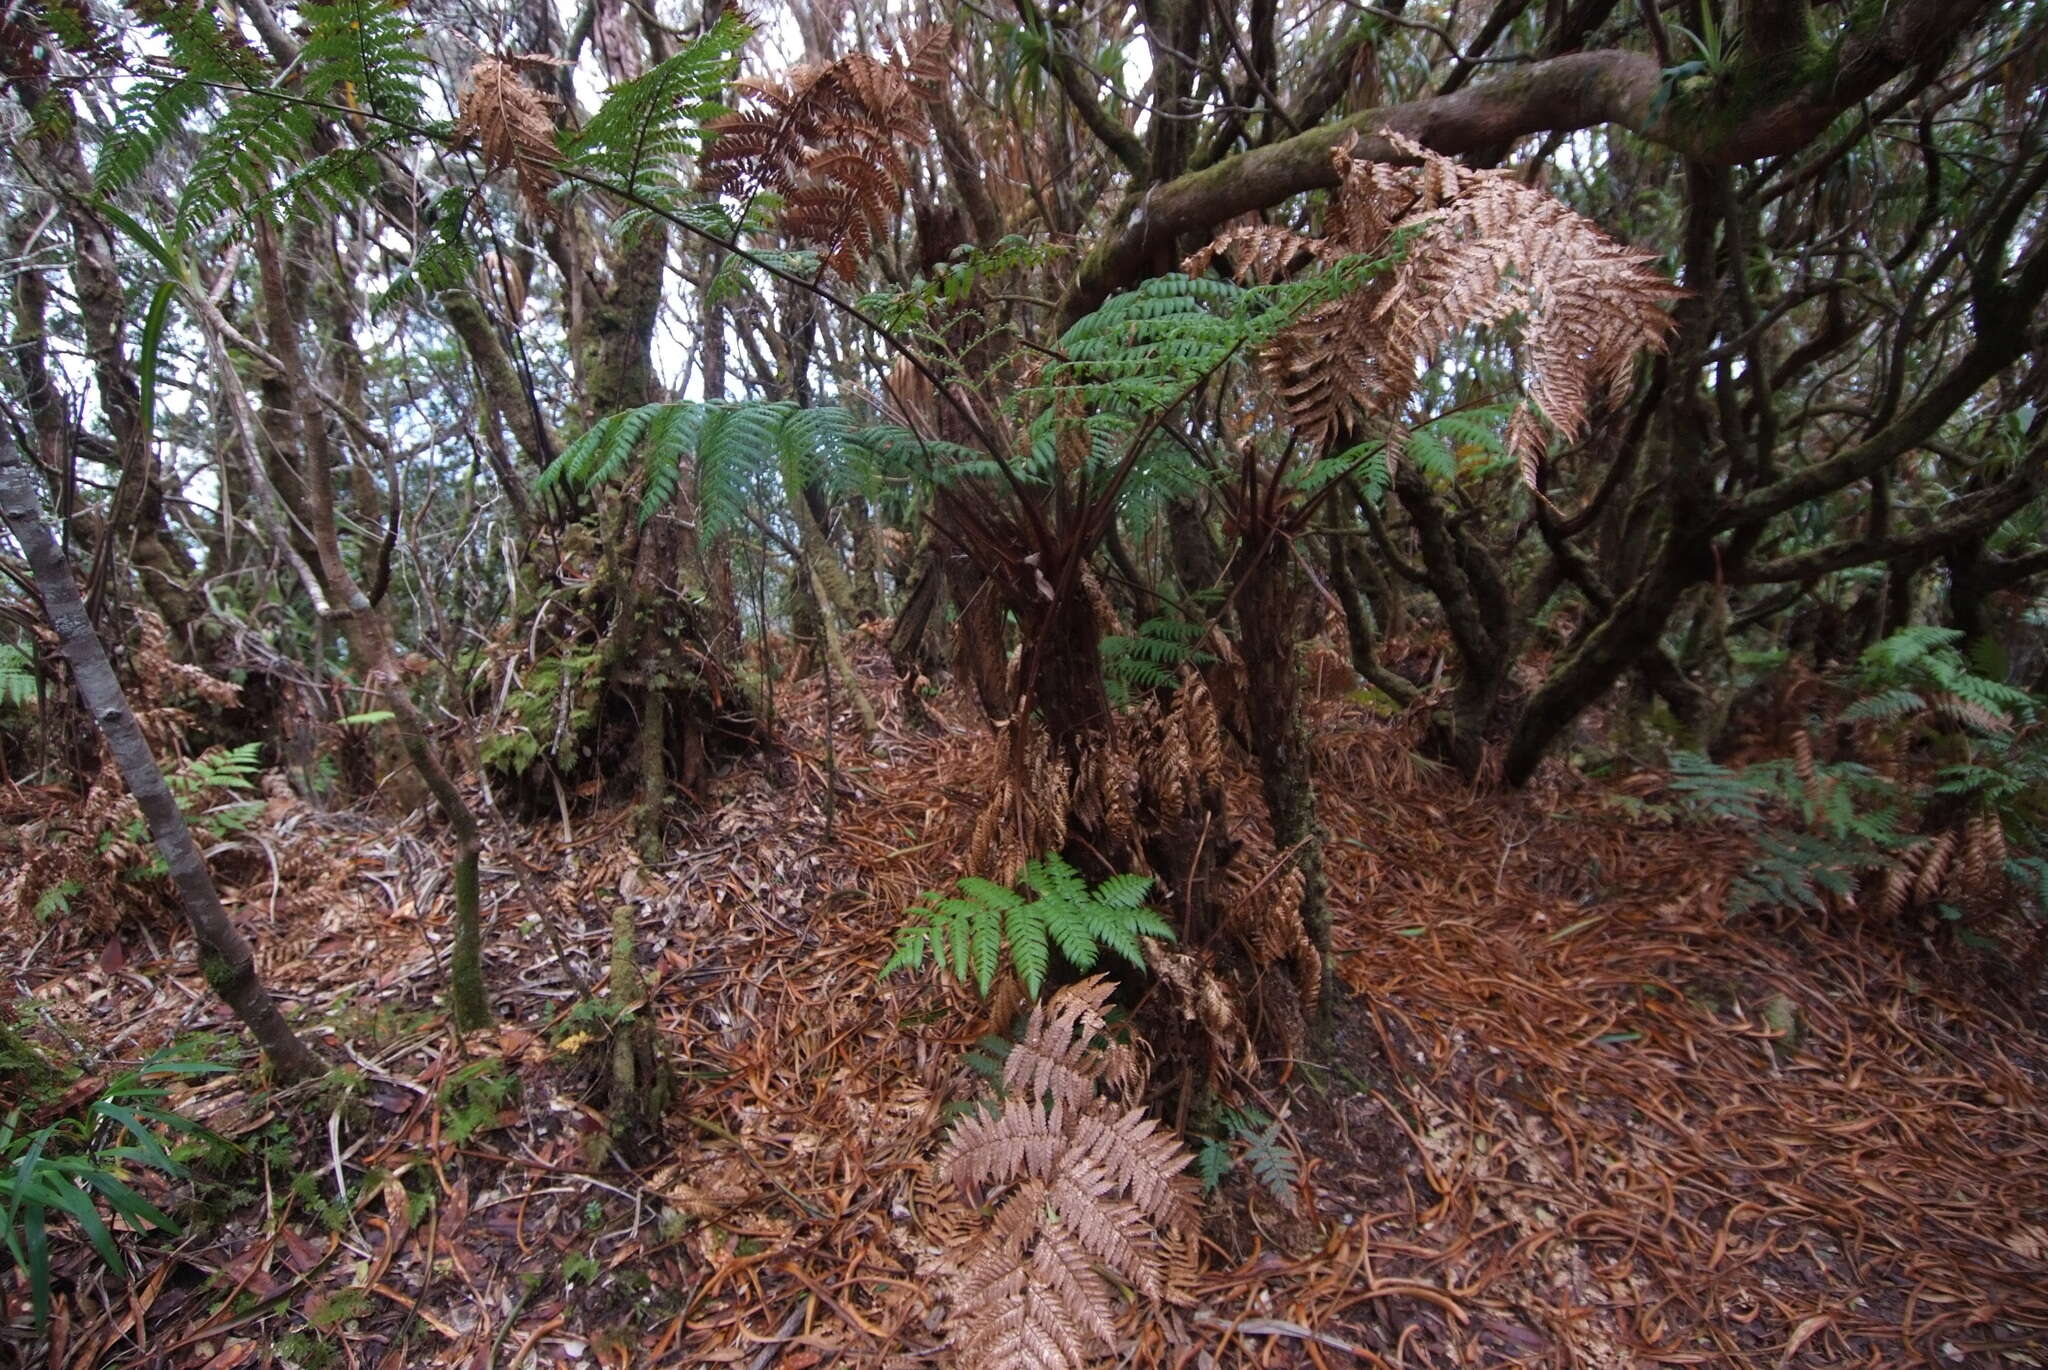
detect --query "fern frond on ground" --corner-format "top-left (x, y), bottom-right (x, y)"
top-left (933, 977), bottom-right (1196, 1370)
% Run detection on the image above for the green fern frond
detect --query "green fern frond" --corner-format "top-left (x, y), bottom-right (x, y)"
top-left (570, 12), bottom-right (750, 203)
top-left (1837, 688), bottom-right (1925, 724)
top-left (0, 643), bottom-right (36, 708)
top-left (1851, 626), bottom-right (2035, 731)
top-left (298, 0), bottom-right (434, 124)
top-left (545, 398), bottom-right (883, 534)
top-left (173, 0), bottom-right (430, 238)
top-left (1103, 616), bottom-right (1216, 701)
top-left (1667, 751), bottom-right (1768, 824)
top-left (96, 0), bottom-right (271, 191)
top-left (697, 401), bottom-right (791, 536)
top-left (259, 133), bottom-right (405, 224)
top-left (881, 854), bottom-right (1171, 997)
top-left (382, 188), bottom-right (480, 310)
top-left (176, 93), bottom-right (313, 236)
top-left (1859, 625), bottom-right (1963, 674)
top-left (97, 78), bottom-right (215, 193)
top-left (1240, 1119), bottom-right (1299, 1207)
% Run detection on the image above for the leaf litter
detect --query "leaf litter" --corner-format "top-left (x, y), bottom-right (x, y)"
top-left (4, 642), bottom-right (2046, 1368)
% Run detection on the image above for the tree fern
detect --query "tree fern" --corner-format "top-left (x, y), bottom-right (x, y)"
top-left (882, 854), bottom-right (1173, 997)
top-left (567, 11), bottom-right (750, 218)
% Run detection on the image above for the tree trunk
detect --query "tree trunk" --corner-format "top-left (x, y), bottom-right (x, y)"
top-left (254, 222), bottom-right (493, 1030)
top-left (1236, 531), bottom-right (1332, 1004)
top-left (0, 426), bottom-right (324, 1081)
top-left (1326, 533), bottom-right (1419, 705)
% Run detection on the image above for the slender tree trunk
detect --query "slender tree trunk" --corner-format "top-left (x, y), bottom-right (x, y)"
top-left (0, 426), bottom-right (325, 1080)
top-left (254, 222), bottom-right (492, 1030)
top-left (1326, 533), bottom-right (1419, 705)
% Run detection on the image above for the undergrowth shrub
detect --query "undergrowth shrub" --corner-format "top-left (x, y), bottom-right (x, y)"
top-left (1670, 627), bottom-right (2048, 949)
top-left (2, 1053), bottom-right (230, 1325)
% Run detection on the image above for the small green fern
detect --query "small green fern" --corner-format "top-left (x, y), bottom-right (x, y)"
top-left (1669, 750), bottom-right (1904, 914)
top-left (1194, 1105), bottom-right (1299, 1207)
top-left (1842, 626), bottom-right (2035, 732)
top-left (1102, 615), bottom-right (1214, 701)
top-left (0, 643), bottom-right (35, 708)
top-left (177, 742), bottom-right (265, 795)
top-left (881, 854), bottom-right (1173, 997)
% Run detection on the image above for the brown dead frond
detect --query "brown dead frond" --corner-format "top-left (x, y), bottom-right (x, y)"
top-left (452, 57), bottom-right (562, 221)
top-left (934, 977), bottom-right (1196, 1370)
top-left (1186, 132), bottom-right (1681, 465)
top-left (969, 718), bottom-right (1072, 882)
top-left (701, 27), bottom-right (951, 279)
top-left (1223, 860), bottom-right (1320, 1017)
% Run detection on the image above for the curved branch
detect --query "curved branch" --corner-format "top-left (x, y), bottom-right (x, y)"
top-left (1730, 455), bottom-right (2048, 584)
top-left (1067, 0), bottom-right (1993, 319)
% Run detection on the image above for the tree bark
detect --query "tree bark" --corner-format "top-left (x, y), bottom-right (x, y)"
top-left (0, 425), bottom-right (325, 1081)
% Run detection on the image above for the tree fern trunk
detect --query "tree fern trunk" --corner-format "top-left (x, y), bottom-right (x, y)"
top-left (1238, 533), bottom-right (1332, 1004)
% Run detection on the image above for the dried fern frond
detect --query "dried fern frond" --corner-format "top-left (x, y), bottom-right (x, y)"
top-left (932, 978), bottom-right (1197, 1370)
top-left (701, 27), bottom-right (951, 279)
top-left (452, 56), bottom-right (563, 221)
top-left (1187, 132), bottom-right (1681, 460)
top-left (1913, 830), bottom-right (1957, 904)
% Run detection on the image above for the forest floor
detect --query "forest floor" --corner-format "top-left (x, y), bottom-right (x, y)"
top-left (6, 646), bottom-right (2048, 1369)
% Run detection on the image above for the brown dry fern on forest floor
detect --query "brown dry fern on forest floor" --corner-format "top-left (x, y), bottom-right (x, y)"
top-left (929, 976), bottom-right (1198, 1370)
top-left (10, 647), bottom-right (2048, 1369)
top-left (1187, 132), bottom-right (1682, 480)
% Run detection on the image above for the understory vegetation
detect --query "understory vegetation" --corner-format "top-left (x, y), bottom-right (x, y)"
top-left (2, 0), bottom-right (2046, 1363)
